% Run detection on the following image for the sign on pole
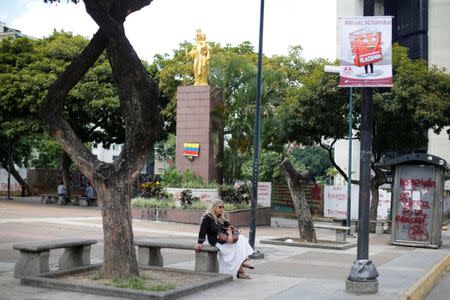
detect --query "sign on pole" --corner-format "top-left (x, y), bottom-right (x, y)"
top-left (339, 16), bottom-right (393, 87)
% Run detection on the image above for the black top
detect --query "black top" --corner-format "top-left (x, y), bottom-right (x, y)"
top-left (197, 214), bottom-right (230, 246)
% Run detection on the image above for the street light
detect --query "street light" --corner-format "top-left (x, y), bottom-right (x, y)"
top-left (324, 65), bottom-right (353, 235)
top-left (249, 0), bottom-right (265, 259)
top-left (346, 0), bottom-right (379, 294)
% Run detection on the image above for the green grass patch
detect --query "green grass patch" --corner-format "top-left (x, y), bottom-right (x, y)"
top-left (149, 283), bottom-right (177, 292)
top-left (110, 276), bottom-right (176, 292)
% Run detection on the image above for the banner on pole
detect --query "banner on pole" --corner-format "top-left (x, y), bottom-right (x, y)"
top-left (339, 16), bottom-right (393, 87)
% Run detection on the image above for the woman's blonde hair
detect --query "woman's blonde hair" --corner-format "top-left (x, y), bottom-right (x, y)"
top-left (204, 199), bottom-right (228, 224)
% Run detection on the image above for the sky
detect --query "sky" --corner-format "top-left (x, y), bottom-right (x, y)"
top-left (0, 0), bottom-right (337, 63)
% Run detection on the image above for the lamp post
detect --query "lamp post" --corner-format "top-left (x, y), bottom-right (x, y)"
top-left (249, 0), bottom-right (265, 259)
top-left (324, 65), bottom-right (353, 235)
top-left (346, 0), bottom-right (379, 294)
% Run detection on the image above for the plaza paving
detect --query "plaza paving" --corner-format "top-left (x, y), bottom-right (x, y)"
top-left (0, 196), bottom-right (448, 299)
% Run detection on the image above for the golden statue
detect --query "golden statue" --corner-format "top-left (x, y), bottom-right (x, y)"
top-left (188, 29), bottom-right (211, 85)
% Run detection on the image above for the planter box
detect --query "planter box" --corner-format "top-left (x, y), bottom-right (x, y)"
top-left (164, 188), bottom-right (219, 203)
top-left (131, 207), bottom-right (272, 226)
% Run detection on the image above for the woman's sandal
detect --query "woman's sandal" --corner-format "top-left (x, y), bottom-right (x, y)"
top-left (241, 259), bottom-right (254, 269)
top-left (237, 271), bottom-right (252, 279)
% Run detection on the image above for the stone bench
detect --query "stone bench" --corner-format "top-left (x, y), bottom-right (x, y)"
top-left (41, 194), bottom-right (82, 205)
top-left (78, 197), bottom-right (98, 207)
top-left (13, 238), bottom-right (97, 278)
top-left (352, 220), bottom-right (390, 235)
top-left (134, 238), bottom-right (219, 273)
top-left (41, 194), bottom-right (59, 204)
top-left (370, 220), bottom-right (389, 235)
top-left (314, 224), bottom-right (351, 242)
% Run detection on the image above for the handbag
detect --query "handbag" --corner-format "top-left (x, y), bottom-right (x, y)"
top-left (218, 227), bottom-right (240, 243)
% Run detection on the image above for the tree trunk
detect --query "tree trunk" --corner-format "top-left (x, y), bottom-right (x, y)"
top-left (95, 178), bottom-right (138, 278)
top-left (38, 0), bottom-right (161, 279)
top-left (369, 167), bottom-right (385, 232)
top-left (61, 152), bottom-right (72, 196)
top-left (1, 160), bottom-right (36, 196)
top-left (281, 158), bottom-right (317, 243)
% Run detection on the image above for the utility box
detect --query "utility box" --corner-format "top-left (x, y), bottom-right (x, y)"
top-left (377, 153), bottom-right (448, 248)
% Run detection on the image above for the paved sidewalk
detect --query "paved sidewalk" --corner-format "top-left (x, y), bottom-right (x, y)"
top-left (0, 196), bottom-right (449, 299)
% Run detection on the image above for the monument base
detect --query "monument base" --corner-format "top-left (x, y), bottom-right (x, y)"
top-left (175, 85), bottom-right (223, 183)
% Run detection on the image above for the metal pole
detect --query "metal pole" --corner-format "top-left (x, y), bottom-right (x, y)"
top-left (7, 138), bottom-right (12, 200)
top-left (346, 0), bottom-right (378, 293)
top-left (347, 87), bottom-right (353, 235)
top-left (249, 0), bottom-right (264, 254)
top-left (357, 87), bottom-right (372, 260)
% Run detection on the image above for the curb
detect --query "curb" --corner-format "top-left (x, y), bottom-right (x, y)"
top-left (398, 253), bottom-right (450, 300)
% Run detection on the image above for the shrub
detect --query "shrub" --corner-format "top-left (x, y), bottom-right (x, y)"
top-left (160, 167), bottom-right (221, 189)
top-left (219, 183), bottom-right (250, 204)
top-left (131, 197), bottom-right (176, 209)
top-left (188, 200), bottom-right (208, 210)
top-left (160, 167), bottom-right (182, 187)
top-left (139, 181), bottom-right (169, 199)
top-left (179, 189), bottom-right (200, 207)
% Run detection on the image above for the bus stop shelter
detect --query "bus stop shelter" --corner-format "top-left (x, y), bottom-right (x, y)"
top-left (377, 153), bottom-right (448, 248)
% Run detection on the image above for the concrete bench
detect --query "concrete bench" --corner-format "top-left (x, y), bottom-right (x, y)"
top-left (13, 238), bottom-right (97, 278)
top-left (314, 224), bottom-right (351, 242)
top-left (41, 194), bottom-right (60, 204)
top-left (352, 220), bottom-right (390, 235)
top-left (41, 194), bottom-right (82, 205)
top-left (78, 197), bottom-right (98, 207)
top-left (370, 220), bottom-right (389, 235)
top-left (134, 238), bottom-right (219, 273)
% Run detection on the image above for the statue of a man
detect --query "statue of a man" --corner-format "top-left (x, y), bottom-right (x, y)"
top-left (188, 29), bottom-right (211, 85)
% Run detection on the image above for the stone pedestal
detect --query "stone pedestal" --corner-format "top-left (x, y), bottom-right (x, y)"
top-left (175, 85), bottom-right (223, 183)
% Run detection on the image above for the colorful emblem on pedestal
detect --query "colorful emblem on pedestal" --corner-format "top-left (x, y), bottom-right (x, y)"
top-left (183, 143), bottom-right (200, 160)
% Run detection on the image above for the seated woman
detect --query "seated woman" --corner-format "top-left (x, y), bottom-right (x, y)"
top-left (195, 200), bottom-right (255, 279)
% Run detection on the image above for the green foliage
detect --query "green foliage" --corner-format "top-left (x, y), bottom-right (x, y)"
top-left (0, 31), bottom-right (123, 172)
top-left (29, 137), bottom-right (64, 168)
top-left (218, 184), bottom-right (250, 204)
top-left (110, 276), bottom-right (176, 292)
top-left (154, 133), bottom-right (176, 163)
top-left (160, 167), bottom-right (213, 189)
top-left (240, 150), bottom-right (285, 183)
top-left (224, 202), bottom-right (250, 211)
top-left (148, 283), bottom-right (177, 292)
top-left (278, 43), bottom-right (450, 184)
top-left (179, 189), bottom-right (200, 207)
top-left (111, 276), bottom-right (145, 290)
top-left (150, 41), bottom-right (288, 183)
top-left (160, 167), bottom-right (183, 187)
top-left (131, 198), bottom-right (175, 209)
top-left (180, 169), bottom-right (205, 189)
top-left (188, 200), bottom-right (208, 210)
top-left (289, 146), bottom-right (332, 180)
top-left (139, 181), bottom-right (169, 199)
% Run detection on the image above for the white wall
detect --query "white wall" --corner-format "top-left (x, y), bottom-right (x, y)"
top-left (91, 143), bottom-right (122, 163)
top-left (428, 0), bottom-right (450, 70)
top-left (333, 137), bottom-right (361, 185)
top-left (427, 128), bottom-right (450, 163)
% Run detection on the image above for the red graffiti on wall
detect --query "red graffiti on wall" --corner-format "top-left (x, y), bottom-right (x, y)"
top-left (395, 210), bottom-right (427, 226)
top-left (400, 178), bottom-right (435, 188)
top-left (408, 225), bottom-right (429, 241)
top-left (395, 210), bottom-right (429, 241)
